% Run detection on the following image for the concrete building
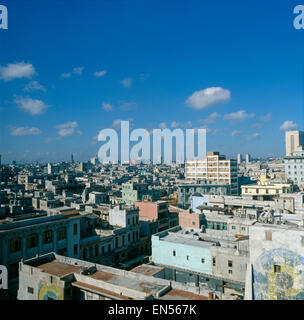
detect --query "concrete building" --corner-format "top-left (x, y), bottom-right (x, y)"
top-left (88, 192), bottom-right (108, 205)
top-left (285, 130), bottom-right (304, 156)
top-left (284, 148), bottom-right (304, 187)
top-left (122, 182), bottom-right (160, 205)
top-left (245, 154), bottom-right (250, 164)
top-left (152, 226), bottom-right (249, 296)
top-left (0, 209), bottom-right (82, 298)
top-left (241, 176), bottom-right (293, 200)
top-left (185, 152), bottom-right (238, 195)
top-left (17, 252), bottom-right (228, 300)
top-left (245, 222), bottom-right (304, 300)
top-left (135, 200), bottom-right (178, 232)
top-left (237, 154), bottom-right (242, 165)
top-left (178, 181), bottom-right (235, 209)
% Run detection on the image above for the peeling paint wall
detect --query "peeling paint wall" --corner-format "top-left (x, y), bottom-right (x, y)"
top-left (249, 224), bottom-right (304, 300)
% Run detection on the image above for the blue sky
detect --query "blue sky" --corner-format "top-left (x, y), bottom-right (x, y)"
top-left (0, 0), bottom-right (303, 163)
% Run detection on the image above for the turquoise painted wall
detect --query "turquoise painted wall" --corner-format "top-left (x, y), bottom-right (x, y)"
top-left (152, 235), bottom-right (212, 275)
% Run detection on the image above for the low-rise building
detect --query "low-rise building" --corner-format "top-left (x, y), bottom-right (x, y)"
top-left (152, 226), bottom-right (249, 296)
top-left (17, 252), bottom-right (230, 300)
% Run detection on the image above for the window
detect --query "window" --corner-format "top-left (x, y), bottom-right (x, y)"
top-left (212, 257), bottom-right (216, 266)
top-left (27, 287), bottom-right (34, 294)
top-left (73, 224), bottom-right (78, 235)
top-left (57, 227), bottom-right (67, 241)
top-left (108, 244), bottom-right (111, 252)
top-left (10, 238), bottom-right (21, 253)
top-left (83, 248), bottom-right (87, 259)
top-left (173, 250), bottom-right (176, 256)
top-left (231, 226), bottom-right (236, 230)
top-left (186, 255), bottom-right (189, 260)
top-left (201, 258), bottom-right (205, 263)
top-left (115, 237), bottom-right (119, 249)
top-left (58, 248), bottom-right (67, 256)
top-left (122, 235), bottom-right (125, 246)
top-left (74, 244), bottom-right (78, 255)
top-left (228, 260), bottom-right (233, 268)
top-left (274, 265), bottom-right (281, 273)
top-left (95, 245), bottom-right (98, 256)
top-left (265, 231), bottom-right (272, 241)
top-left (192, 221), bottom-right (196, 226)
top-left (101, 246), bottom-right (105, 254)
top-left (8, 263), bottom-right (19, 280)
top-left (27, 234), bottom-right (38, 249)
top-left (228, 270), bottom-right (233, 274)
top-left (43, 230), bottom-right (53, 244)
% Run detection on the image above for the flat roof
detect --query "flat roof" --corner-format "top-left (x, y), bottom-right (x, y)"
top-left (130, 265), bottom-right (165, 277)
top-left (72, 281), bottom-right (133, 300)
top-left (37, 261), bottom-right (85, 277)
top-left (161, 289), bottom-right (208, 300)
top-left (160, 233), bottom-right (217, 249)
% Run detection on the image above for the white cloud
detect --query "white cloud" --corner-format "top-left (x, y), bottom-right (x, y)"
top-left (200, 112), bottom-right (220, 125)
top-left (186, 87), bottom-right (231, 109)
top-left (251, 123), bottom-right (264, 129)
top-left (61, 67), bottom-right (84, 78)
top-left (102, 102), bottom-right (113, 111)
top-left (119, 101), bottom-right (137, 111)
top-left (55, 121), bottom-right (79, 137)
top-left (94, 70), bottom-right (107, 77)
top-left (73, 67), bottom-right (84, 75)
top-left (223, 110), bottom-right (255, 122)
top-left (260, 112), bottom-right (272, 122)
top-left (201, 125), bottom-right (225, 135)
top-left (0, 62), bottom-right (36, 81)
top-left (244, 133), bottom-right (260, 140)
top-left (10, 126), bottom-right (41, 136)
top-left (112, 119), bottom-right (122, 130)
top-left (158, 122), bottom-right (167, 129)
top-left (15, 96), bottom-right (49, 115)
top-left (171, 121), bottom-right (192, 128)
top-left (111, 119), bottom-right (133, 130)
top-left (61, 72), bottom-right (71, 78)
top-left (280, 120), bottom-right (298, 131)
top-left (231, 130), bottom-right (241, 136)
top-left (24, 81), bottom-right (46, 92)
top-left (121, 77), bottom-right (132, 88)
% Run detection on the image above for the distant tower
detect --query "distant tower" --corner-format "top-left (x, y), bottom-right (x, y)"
top-left (245, 154), bottom-right (251, 163)
top-left (285, 130), bottom-right (304, 156)
top-left (47, 163), bottom-right (52, 174)
top-left (237, 154), bottom-right (242, 165)
top-left (71, 152), bottom-right (74, 163)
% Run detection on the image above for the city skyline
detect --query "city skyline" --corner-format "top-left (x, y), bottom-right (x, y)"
top-left (1, 0), bottom-right (304, 163)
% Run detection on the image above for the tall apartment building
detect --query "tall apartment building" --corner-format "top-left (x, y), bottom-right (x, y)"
top-left (185, 152), bottom-right (238, 194)
top-left (285, 130), bottom-right (304, 156)
top-left (284, 148), bottom-right (304, 187)
top-left (245, 154), bottom-right (250, 164)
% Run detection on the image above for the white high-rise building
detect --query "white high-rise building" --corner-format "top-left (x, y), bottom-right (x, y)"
top-left (285, 130), bottom-right (304, 156)
top-left (245, 154), bottom-right (251, 163)
top-left (237, 154), bottom-right (242, 165)
top-left (47, 163), bottom-right (52, 175)
top-left (185, 151), bottom-right (238, 194)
